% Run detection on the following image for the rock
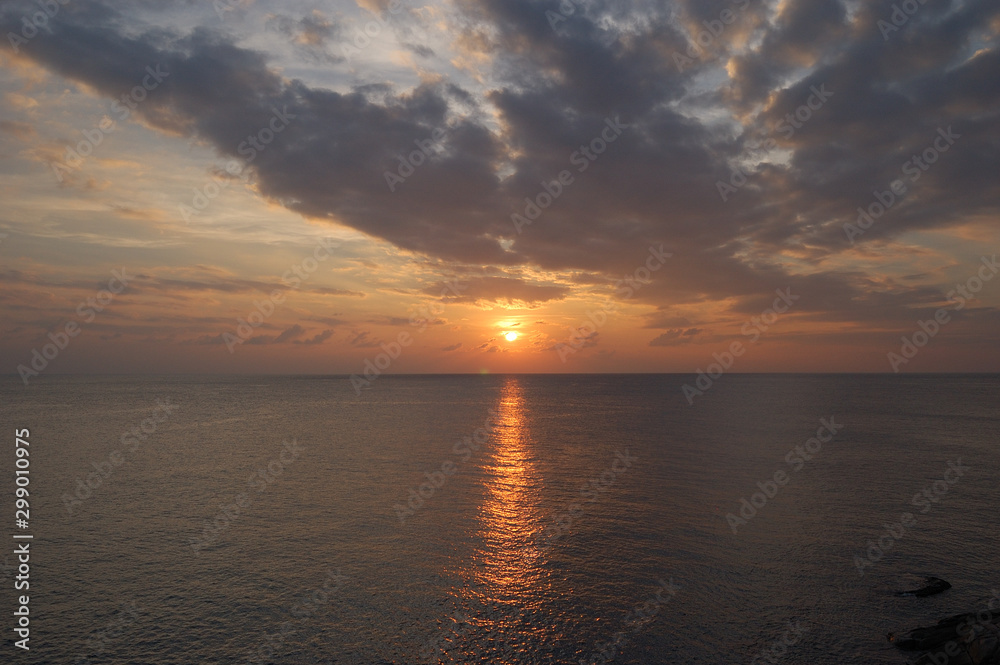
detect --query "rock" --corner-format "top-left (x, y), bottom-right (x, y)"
top-left (889, 608), bottom-right (1000, 664)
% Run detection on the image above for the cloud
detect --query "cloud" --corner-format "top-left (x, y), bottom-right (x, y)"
top-left (297, 329), bottom-right (333, 345)
top-left (429, 276), bottom-right (569, 307)
top-left (273, 324), bottom-right (305, 343)
top-left (649, 327), bottom-right (701, 347)
top-left (441, 342), bottom-right (462, 351)
top-left (1, 0), bottom-right (998, 347)
top-left (0, 120), bottom-right (35, 140)
top-left (264, 10), bottom-right (343, 63)
top-left (348, 330), bottom-right (380, 347)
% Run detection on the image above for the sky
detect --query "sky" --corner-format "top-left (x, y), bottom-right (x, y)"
top-left (0, 0), bottom-right (998, 377)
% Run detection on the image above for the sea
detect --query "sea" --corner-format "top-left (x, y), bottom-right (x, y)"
top-left (1, 374), bottom-right (997, 664)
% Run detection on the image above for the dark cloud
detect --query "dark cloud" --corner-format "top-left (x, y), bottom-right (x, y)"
top-left (273, 324), bottom-right (305, 343)
top-left (3, 0), bottom-right (998, 342)
top-left (649, 328), bottom-right (699, 346)
top-left (347, 330), bottom-right (380, 347)
top-left (244, 324), bottom-right (305, 345)
top-left (297, 329), bottom-right (333, 345)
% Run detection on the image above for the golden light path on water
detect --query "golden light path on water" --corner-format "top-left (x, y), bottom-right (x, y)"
top-left (448, 377), bottom-right (556, 662)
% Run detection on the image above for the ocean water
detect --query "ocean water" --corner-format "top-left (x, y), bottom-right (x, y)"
top-left (1, 374), bottom-right (997, 664)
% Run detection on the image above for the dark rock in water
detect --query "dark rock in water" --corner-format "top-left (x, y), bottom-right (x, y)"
top-left (889, 608), bottom-right (1000, 664)
top-left (896, 576), bottom-right (952, 598)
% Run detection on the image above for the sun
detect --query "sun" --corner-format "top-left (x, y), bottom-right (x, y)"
top-left (504, 331), bottom-right (519, 342)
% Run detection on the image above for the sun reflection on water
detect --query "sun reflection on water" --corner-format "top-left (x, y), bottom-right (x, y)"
top-left (446, 376), bottom-right (556, 662)
top-left (472, 377), bottom-right (542, 593)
